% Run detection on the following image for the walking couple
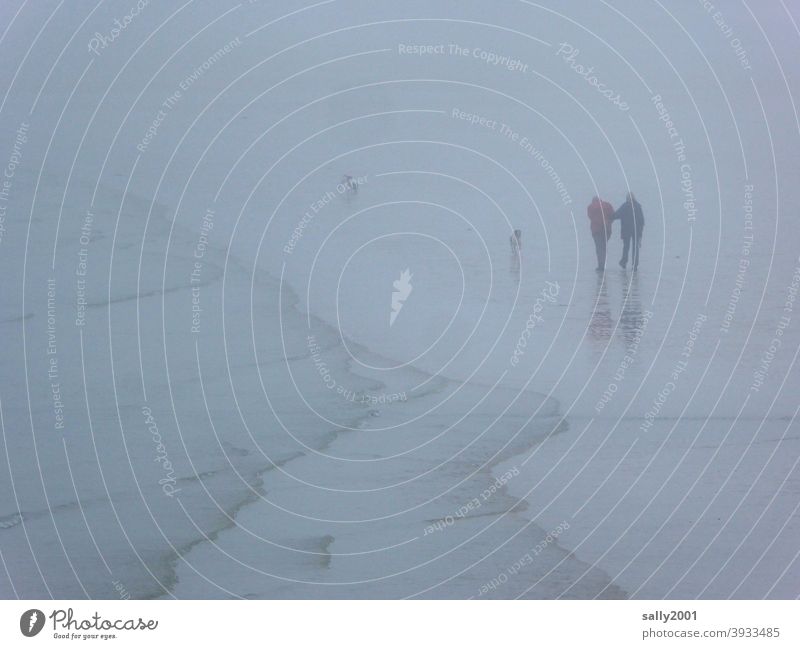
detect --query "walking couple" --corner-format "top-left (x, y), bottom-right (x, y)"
top-left (587, 193), bottom-right (645, 271)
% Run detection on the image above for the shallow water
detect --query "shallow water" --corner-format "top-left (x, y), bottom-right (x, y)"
top-left (1, 0), bottom-right (799, 600)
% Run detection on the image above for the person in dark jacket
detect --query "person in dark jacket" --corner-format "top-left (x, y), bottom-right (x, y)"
top-left (587, 196), bottom-right (614, 271)
top-left (613, 192), bottom-right (644, 270)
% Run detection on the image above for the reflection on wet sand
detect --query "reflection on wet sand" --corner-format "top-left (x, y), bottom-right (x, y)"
top-left (619, 272), bottom-right (644, 348)
top-left (510, 251), bottom-right (520, 283)
top-left (588, 272), bottom-right (613, 341)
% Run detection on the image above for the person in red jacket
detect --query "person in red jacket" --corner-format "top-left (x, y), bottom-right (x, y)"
top-left (587, 196), bottom-right (614, 271)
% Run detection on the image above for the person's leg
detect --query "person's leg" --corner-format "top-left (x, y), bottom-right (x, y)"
top-left (593, 232), bottom-right (606, 270)
top-left (620, 236), bottom-right (630, 268)
top-left (599, 233), bottom-right (607, 270)
top-left (632, 235), bottom-right (640, 270)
